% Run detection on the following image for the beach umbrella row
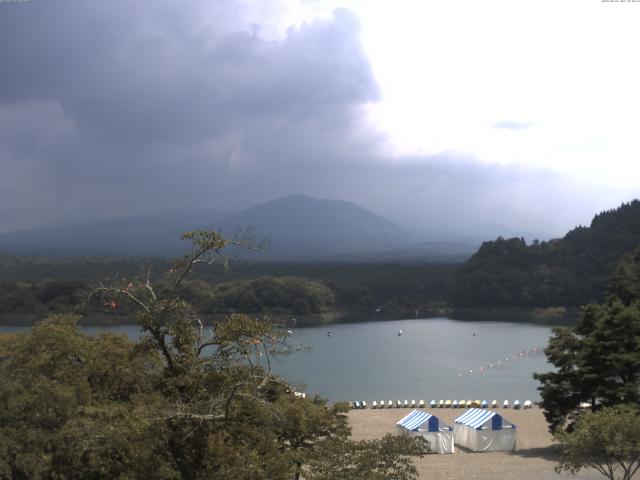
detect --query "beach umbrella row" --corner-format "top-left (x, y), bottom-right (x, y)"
top-left (350, 399), bottom-right (533, 409)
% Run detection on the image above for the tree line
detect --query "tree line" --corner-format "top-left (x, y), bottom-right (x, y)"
top-left (0, 263), bottom-right (457, 326)
top-left (452, 200), bottom-right (640, 308)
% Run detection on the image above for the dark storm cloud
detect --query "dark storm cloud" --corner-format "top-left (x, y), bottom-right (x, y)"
top-left (0, 1), bottom-right (625, 236)
top-left (0, 1), bottom-right (375, 143)
top-left (0, 1), bottom-right (381, 230)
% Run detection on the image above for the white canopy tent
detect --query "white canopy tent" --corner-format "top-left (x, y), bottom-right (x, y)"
top-left (396, 410), bottom-right (454, 454)
top-left (453, 408), bottom-right (516, 452)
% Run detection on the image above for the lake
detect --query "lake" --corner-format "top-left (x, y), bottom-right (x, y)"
top-left (0, 317), bottom-right (553, 403)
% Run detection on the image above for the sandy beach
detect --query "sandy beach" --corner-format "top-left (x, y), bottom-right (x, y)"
top-left (348, 407), bottom-right (603, 480)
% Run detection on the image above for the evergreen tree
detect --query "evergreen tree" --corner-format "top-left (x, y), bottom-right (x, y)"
top-left (452, 199), bottom-right (640, 308)
top-left (534, 246), bottom-right (640, 432)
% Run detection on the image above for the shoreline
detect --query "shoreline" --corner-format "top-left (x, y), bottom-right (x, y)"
top-left (348, 407), bottom-right (601, 480)
top-left (0, 305), bottom-right (580, 327)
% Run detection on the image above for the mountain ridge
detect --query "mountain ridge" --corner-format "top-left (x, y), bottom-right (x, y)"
top-left (0, 195), bottom-right (451, 260)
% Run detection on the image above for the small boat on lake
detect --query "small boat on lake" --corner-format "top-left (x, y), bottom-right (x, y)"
top-left (397, 330), bottom-right (403, 336)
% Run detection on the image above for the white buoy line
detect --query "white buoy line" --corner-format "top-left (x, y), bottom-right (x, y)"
top-left (456, 345), bottom-right (543, 378)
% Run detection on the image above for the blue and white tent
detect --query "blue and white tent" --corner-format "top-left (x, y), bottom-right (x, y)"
top-left (396, 410), bottom-right (454, 454)
top-left (453, 408), bottom-right (516, 452)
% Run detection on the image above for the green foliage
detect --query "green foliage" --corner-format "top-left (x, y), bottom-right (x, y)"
top-left (205, 276), bottom-right (335, 315)
top-left (555, 406), bottom-right (640, 480)
top-left (5, 230), bottom-right (433, 480)
top-left (305, 434), bottom-right (429, 480)
top-left (0, 314), bottom-right (324, 479)
top-left (452, 200), bottom-right (640, 307)
top-left (0, 231), bottom-right (440, 477)
top-left (534, 246), bottom-right (640, 432)
top-left (607, 248), bottom-right (640, 306)
top-left (0, 314), bottom-right (174, 480)
top-left (0, 260), bottom-right (457, 326)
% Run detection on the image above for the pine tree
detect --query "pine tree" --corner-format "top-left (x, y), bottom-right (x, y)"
top-left (534, 246), bottom-right (640, 432)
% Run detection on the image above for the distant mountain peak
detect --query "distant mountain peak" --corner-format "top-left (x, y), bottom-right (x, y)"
top-left (218, 194), bottom-right (403, 241)
top-left (0, 195), bottom-right (407, 259)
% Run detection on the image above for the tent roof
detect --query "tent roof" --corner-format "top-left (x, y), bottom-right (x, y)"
top-left (454, 408), bottom-right (513, 430)
top-left (397, 410), bottom-right (444, 431)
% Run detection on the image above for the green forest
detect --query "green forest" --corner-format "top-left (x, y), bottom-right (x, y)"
top-left (0, 260), bottom-right (456, 326)
top-left (2, 200), bottom-right (640, 326)
top-left (452, 200), bottom-right (640, 309)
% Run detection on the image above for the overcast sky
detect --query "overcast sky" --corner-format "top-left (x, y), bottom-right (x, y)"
top-left (1, 0), bottom-right (639, 236)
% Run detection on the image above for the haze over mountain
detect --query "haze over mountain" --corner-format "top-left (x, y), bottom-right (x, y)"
top-left (217, 194), bottom-right (408, 259)
top-left (0, 195), bottom-right (480, 260)
top-left (1, 2), bottom-right (638, 239)
top-left (0, 209), bottom-right (230, 257)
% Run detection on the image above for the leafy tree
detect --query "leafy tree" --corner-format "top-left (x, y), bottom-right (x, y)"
top-left (97, 230), bottom-right (431, 477)
top-left (0, 314), bottom-right (174, 480)
top-left (93, 230), bottom-right (359, 478)
top-left (0, 230), bottom-right (429, 479)
top-left (271, 396), bottom-right (350, 480)
top-left (555, 406), bottom-right (640, 480)
top-left (304, 434), bottom-right (429, 480)
top-left (534, 246), bottom-right (640, 432)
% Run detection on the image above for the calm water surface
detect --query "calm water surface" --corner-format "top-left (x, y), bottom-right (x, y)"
top-left (1, 318), bottom-right (553, 403)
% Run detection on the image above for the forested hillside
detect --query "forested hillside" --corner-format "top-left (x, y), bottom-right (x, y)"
top-left (0, 261), bottom-right (456, 326)
top-left (452, 200), bottom-right (640, 307)
top-left (5, 200), bottom-right (640, 321)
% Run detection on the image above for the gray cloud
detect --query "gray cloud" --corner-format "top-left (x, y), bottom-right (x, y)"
top-left (0, 2), bottom-right (379, 228)
top-left (0, 1), bottom-right (630, 237)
